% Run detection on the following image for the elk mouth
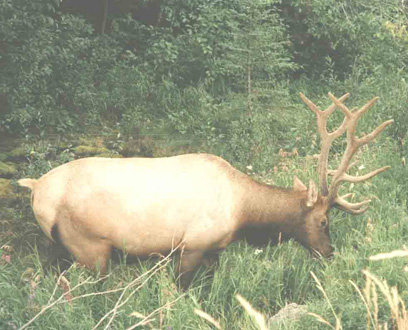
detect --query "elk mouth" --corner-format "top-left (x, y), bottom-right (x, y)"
top-left (310, 246), bottom-right (334, 259)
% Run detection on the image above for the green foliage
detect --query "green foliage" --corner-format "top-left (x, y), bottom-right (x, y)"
top-left (73, 145), bottom-right (110, 156)
top-left (21, 142), bottom-right (75, 179)
top-left (8, 147), bottom-right (26, 160)
top-left (280, 0), bottom-right (408, 77)
top-left (0, 0), bottom-right (296, 142)
top-left (0, 178), bottom-right (14, 200)
top-left (0, 161), bottom-right (17, 177)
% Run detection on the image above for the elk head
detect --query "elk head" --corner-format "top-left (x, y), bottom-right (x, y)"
top-left (298, 92), bottom-right (393, 257)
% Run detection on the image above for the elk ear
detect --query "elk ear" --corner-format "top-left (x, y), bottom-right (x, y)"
top-left (293, 176), bottom-right (307, 191)
top-left (306, 179), bottom-right (318, 208)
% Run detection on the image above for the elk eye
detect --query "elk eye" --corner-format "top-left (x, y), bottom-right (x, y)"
top-left (320, 219), bottom-right (327, 228)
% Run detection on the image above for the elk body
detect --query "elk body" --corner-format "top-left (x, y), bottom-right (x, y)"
top-left (19, 93), bottom-right (393, 289)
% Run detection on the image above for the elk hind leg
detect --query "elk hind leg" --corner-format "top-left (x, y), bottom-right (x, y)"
top-left (57, 222), bottom-right (112, 274)
top-left (44, 224), bottom-right (74, 272)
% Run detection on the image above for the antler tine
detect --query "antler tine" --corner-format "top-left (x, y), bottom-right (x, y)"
top-left (324, 93), bottom-right (350, 117)
top-left (299, 93), bottom-right (320, 115)
top-left (327, 161), bottom-right (357, 176)
top-left (300, 92), bottom-right (350, 122)
top-left (328, 165), bottom-right (390, 182)
top-left (324, 93), bottom-right (393, 213)
top-left (334, 194), bottom-right (371, 215)
top-left (337, 166), bottom-right (390, 183)
top-left (359, 120), bottom-right (394, 145)
top-left (356, 96), bottom-right (379, 116)
top-left (328, 92), bottom-right (353, 118)
top-left (299, 92), bottom-right (349, 196)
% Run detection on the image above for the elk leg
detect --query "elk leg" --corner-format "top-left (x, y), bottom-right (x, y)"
top-left (57, 221), bottom-right (112, 274)
top-left (68, 240), bottom-right (112, 274)
top-left (177, 250), bottom-right (204, 290)
top-left (203, 250), bottom-right (220, 267)
top-left (45, 242), bottom-right (73, 272)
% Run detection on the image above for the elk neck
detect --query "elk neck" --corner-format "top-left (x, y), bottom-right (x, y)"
top-left (238, 179), bottom-right (308, 236)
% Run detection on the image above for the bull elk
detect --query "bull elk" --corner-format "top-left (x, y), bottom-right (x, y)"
top-left (19, 93), bottom-right (393, 289)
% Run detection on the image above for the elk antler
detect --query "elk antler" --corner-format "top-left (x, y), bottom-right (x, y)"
top-left (299, 92), bottom-right (350, 197)
top-left (300, 92), bottom-right (394, 215)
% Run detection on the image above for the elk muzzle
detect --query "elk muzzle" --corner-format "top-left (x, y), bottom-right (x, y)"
top-left (311, 244), bottom-right (334, 259)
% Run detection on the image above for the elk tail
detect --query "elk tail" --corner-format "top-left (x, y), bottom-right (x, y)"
top-left (18, 178), bottom-right (38, 190)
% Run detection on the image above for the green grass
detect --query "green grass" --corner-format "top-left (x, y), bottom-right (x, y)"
top-left (1, 135), bottom-right (407, 329)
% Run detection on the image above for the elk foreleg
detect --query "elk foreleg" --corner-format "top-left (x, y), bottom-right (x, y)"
top-left (203, 250), bottom-right (221, 267)
top-left (68, 240), bottom-right (112, 274)
top-left (177, 250), bottom-right (204, 290)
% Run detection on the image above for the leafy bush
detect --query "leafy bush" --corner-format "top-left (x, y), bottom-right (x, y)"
top-left (0, 0), bottom-right (295, 141)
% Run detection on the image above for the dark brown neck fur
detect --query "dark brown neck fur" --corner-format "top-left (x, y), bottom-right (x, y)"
top-left (237, 179), bottom-right (309, 246)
